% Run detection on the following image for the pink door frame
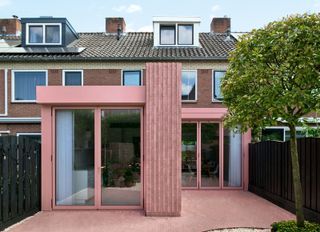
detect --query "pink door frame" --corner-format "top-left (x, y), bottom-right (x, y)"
top-left (51, 106), bottom-right (144, 210)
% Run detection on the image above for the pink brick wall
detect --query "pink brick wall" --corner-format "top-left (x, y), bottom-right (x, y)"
top-left (144, 62), bottom-right (182, 216)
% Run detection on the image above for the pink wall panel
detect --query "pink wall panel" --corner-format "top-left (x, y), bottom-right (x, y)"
top-left (144, 62), bottom-right (182, 216)
top-left (41, 106), bottom-right (53, 210)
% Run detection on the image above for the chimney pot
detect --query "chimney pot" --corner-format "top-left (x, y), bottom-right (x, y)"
top-left (105, 17), bottom-right (126, 34)
top-left (210, 17), bottom-right (231, 33)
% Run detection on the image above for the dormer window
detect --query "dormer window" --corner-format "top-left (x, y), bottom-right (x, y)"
top-left (160, 25), bottom-right (175, 45)
top-left (26, 23), bottom-right (62, 45)
top-left (153, 17), bottom-right (200, 47)
top-left (178, 25), bottom-right (193, 45)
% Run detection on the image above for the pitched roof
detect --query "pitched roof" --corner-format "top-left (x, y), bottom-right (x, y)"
top-left (0, 32), bottom-right (236, 61)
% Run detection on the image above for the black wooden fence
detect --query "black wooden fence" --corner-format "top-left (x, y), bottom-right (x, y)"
top-left (249, 138), bottom-right (320, 223)
top-left (0, 136), bottom-right (41, 230)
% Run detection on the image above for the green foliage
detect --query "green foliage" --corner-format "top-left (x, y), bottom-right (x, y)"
top-left (222, 13), bottom-right (320, 132)
top-left (271, 220), bottom-right (320, 232)
top-left (301, 125), bottom-right (320, 137)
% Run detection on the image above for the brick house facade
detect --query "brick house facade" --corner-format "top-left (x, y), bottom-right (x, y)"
top-left (0, 16), bottom-right (251, 216)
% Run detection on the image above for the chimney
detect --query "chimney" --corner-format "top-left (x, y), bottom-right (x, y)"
top-left (0, 17), bottom-right (21, 36)
top-left (105, 17), bottom-right (126, 34)
top-left (210, 17), bottom-right (231, 33)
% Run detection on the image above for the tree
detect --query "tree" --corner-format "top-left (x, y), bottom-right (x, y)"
top-left (221, 13), bottom-right (320, 227)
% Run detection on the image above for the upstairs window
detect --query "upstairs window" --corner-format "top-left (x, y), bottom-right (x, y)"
top-left (159, 24), bottom-right (194, 46)
top-left (27, 23), bottom-right (61, 45)
top-left (12, 70), bottom-right (47, 102)
top-left (178, 25), bottom-right (193, 45)
top-left (213, 71), bottom-right (226, 101)
top-left (160, 25), bottom-right (175, 45)
top-left (181, 70), bottom-right (197, 101)
top-left (63, 70), bottom-right (83, 86)
top-left (122, 70), bottom-right (142, 86)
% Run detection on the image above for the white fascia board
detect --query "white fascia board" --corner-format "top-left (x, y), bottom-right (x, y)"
top-left (152, 16), bottom-right (201, 23)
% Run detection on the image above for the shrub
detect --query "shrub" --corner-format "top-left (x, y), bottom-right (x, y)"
top-left (271, 220), bottom-right (320, 232)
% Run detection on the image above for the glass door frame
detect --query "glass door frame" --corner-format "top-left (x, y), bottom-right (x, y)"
top-left (98, 107), bottom-right (144, 210)
top-left (182, 120), bottom-right (243, 190)
top-left (52, 106), bottom-right (143, 210)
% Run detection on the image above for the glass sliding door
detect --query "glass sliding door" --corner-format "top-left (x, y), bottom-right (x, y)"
top-left (55, 109), bottom-right (95, 206)
top-left (200, 123), bottom-right (220, 188)
top-left (181, 123), bottom-right (197, 188)
top-left (223, 129), bottom-right (242, 187)
top-left (101, 109), bottom-right (141, 206)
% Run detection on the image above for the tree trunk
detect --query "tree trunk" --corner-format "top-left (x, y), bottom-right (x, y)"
top-left (289, 124), bottom-right (305, 227)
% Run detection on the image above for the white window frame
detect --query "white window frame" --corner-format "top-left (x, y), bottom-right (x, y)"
top-left (17, 132), bottom-right (41, 137)
top-left (62, 70), bottom-right (84, 86)
top-left (159, 23), bottom-right (195, 47)
top-left (212, 70), bottom-right (226, 102)
top-left (181, 70), bottom-right (197, 102)
top-left (121, 69), bottom-right (143, 86)
top-left (0, 131), bottom-right (10, 136)
top-left (11, 70), bottom-right (48, 103)
top-left (263, 126), bottom-right (312, 142)
top-left (26, 23), bottom-right (62, 45)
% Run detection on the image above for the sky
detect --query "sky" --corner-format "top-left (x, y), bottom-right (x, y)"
top-left (0, 0), bottom-right (319, 33)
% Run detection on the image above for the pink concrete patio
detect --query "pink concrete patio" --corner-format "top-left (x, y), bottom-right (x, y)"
top-left (7, 191), bottom-right (294, 232)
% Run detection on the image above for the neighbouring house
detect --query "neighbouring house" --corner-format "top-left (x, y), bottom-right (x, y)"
top-left (0, 16), bottom-right (251, 216)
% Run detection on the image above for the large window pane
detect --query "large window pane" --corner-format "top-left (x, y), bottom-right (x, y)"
top-left (101, 109), bottom-right (141, 206)
top-left (123, 71), bottom-right (141, 86)
top-left (14, 71), bottom-right (46, 101)
top-left (224, 129), bottom-right (242, 187)
top-left (64, 71), bottom-right (82, 86)
top-left (29, 26), bottom-right (43, 43)
top-left (160, 25), bottom-right (175, 45)
top-left (261, 128), bottom-right (284, 141)
top-left (182, 71), bottom-right (196, 101)
top-left (45, 25), bottom-right (60, 43)
top-left (213, 71), bottom-right (226, 100)
top-left (201, 123), bottom-right (219, 187)
top-left (178, 25), bottom-right (193, 45)
top-left (55, 110), bottom-right (95, 206)
top-left (182, 123), bottom-right (197, 187)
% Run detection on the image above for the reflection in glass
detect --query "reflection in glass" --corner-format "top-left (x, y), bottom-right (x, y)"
top-left (101, 109), bottom-right (141, 206)
top-left (224, 129), bottom-right (242, 187)
top-left (182, 123), bottom-right (197, 187)
top-left (160, 25), bottom-right (175, 45)
top-left (178, 25), bottom-right (193, 45)
top-left (29, 26), bottom-right (43, 43)
top-left (55, 110), bottom-right (95, 205)
top-left (45, 25), bottom-right (60, 43)
top-left (64, 71), bottom-right (82, 86)
top-left (14, 71), bottom-right (46, 101)
top-left (201, 123), bottom-right (219, 187)
top-left (123, 71), bottom-right (141, 86)
top-left (181, 71), bottom-right (196, 101)
top-left (213, 71), bottom-right (226, 100)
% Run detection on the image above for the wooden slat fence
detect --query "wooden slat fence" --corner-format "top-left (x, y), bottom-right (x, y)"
top-left (249, 138), bottom-right (320, 223)
top-left (0, 136), bottom-right (41, 230)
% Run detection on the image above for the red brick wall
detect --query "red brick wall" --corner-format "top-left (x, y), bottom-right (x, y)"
top-left (84, 69), bottom-right (121, 85)
top-left (0, 18), bottom-right (21, 35)
top-left (210, 18), bottom-right (231, 33)
top-left (0, 123), bottom-right (40, 135)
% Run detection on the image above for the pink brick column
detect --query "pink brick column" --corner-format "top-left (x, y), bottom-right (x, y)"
top-left (144, 62), bottom-right (182, 216)
top-left (41, 105), bottom-right (53, 210)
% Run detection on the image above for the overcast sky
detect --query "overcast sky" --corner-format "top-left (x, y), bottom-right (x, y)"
top-left (0, 0), bottom-right (319, 32)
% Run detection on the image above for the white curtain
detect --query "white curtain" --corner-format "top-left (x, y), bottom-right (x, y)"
top-left (228, 130), bottom-right (242, 187)
top-left (56, 111), bottom-right (73, 205)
